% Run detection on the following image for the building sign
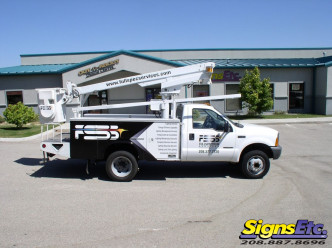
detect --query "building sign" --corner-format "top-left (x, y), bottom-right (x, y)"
top-left (78, 59), bottom-right (119, 78)
top-left (212, 71), bottom-right (241, 82)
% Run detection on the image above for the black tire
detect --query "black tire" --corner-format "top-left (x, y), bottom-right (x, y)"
top-left (241, 150), bottom-right (270, 179)
top-left (106, 151), bottom-right (138, 182)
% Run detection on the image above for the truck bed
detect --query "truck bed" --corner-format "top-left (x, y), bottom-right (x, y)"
top-left (43, 133), bottom-right (70, 143)
top-left (69, 118), bottom-right (180, 161)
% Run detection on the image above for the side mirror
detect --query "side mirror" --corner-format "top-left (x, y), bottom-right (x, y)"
top-left (216, 121), bottom-right (230, 132)
top-left (224, 122), bottom-right (231, 132)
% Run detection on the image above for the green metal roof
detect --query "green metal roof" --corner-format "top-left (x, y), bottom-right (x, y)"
top-left (0, 64), bottom-right (75, 75)
top-left (135, 47), bottom-right (332, 52)
top-left (20, 47), bottom-right (332, 57)
top-left (2, 52), bottom-right (332, 75)
top-left (316, 56), bottom-right (332, 67)
top-left (173, 58), bottom-right (321, 68)
top-left (0, 50), bottom-right (184, 75)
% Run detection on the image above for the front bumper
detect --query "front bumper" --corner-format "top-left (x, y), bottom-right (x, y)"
top-left (271, 146), bottom-right (282, 160)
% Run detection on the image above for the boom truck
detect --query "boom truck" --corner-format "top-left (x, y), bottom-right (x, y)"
top-left (37, 62), bottom-right (281, 181)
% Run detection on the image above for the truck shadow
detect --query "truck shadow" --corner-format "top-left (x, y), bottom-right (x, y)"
top-left (16, 158), bottom-right (245, 181)
top-left (136, 161), bottom-right (244, 180)
top-left (16, 158), bottom-right (92, 180)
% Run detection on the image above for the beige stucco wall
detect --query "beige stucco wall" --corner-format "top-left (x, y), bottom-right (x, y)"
top-left (62, 54), bottom-right (176, 87)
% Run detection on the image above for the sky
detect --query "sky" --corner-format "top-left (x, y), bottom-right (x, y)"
top-left (0, 0), bottom-right (331, 68)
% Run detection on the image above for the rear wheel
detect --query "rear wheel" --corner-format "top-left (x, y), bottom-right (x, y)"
top-left (241, 150), bottom-right (270, 179)
top-left (106, 151), bottom-right (138, 182)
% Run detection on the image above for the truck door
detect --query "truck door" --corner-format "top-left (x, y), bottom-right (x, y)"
top-left (184, 108), bottom-right (236, 161)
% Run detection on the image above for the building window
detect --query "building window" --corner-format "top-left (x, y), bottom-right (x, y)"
top-left (87, 90), bottom-right (108, 113)
top-left (193, 85), bottom-right (209, 97)
top-left (146, 88), bottom-right (161, 114)
top-left (146, 88), bottom-right (161, 101)
top-left (100, 90), bottom-right (108, 105)
top-left (6, 91), bottom-right (23, 105)
top-left (225, 84), bottom-right (241, 111)
top-left (193, 85), bottom-right (209, 104)
top-left (289, 83), bottom-right (304, 109)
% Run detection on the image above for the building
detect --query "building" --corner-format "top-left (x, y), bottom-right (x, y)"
top-left (1, 48), bottom-right (332, 119)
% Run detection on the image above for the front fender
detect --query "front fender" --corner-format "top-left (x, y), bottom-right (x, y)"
top-left (234, 136), bottom-right (276, 162)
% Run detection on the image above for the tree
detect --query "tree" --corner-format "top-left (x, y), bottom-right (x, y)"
top-left (3, 102), bottom-right (38, 128)
top-left (239, 67), bottom-right (273, 116)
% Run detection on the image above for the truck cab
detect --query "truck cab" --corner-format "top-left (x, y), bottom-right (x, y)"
top-left (178, 103), bottom-right (281, 178)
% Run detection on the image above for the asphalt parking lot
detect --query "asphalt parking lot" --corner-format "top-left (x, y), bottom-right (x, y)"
top-left (0, 123), bottom-right (331, 248)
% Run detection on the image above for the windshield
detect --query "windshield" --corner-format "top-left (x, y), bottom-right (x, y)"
top-left (223, 115), bottom-right (244, 128)
top-left (209, 108), bottom-right (244, 128)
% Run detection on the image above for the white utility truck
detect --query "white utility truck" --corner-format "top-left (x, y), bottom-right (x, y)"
top-left (37, 63), bottom-right (281, 181)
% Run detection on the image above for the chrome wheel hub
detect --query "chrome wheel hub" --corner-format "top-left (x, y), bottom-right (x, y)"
top-left (247, 156), bottom-right (265, 175)
top-left (111, 156), bottom-right (132, 177)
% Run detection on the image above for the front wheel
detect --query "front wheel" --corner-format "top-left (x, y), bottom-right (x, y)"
top-left (106, 151), bottom-right (138, 182)
top-left (241, 150), bottom-right (270, 179)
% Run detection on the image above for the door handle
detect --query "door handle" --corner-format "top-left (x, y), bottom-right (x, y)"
top-left (189, 133), bottom-right (195, 140)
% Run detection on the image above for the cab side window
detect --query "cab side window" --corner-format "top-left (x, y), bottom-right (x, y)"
top-left (192, 108), bottom-right (226, 131)
top-left (176, 104), bottom-right (184, 121)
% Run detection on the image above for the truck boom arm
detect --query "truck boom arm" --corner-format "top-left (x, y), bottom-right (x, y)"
top-left (69, 63), bottom-right (215, 97)
top-left (37, 62), bottom-right (239, 123)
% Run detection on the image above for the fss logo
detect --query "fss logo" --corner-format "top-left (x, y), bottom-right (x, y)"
top-left (199, 134), bottom-right (222, 143)
top-left (74, 125), bottom-right (127, 140)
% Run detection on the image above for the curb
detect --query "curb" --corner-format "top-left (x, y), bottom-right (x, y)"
top-left (0, 124), bottom-right (68, 142)
top-left (0, 132), bottom-right (43, 142)
top-left (239, 117), bottom-right (332, 125)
